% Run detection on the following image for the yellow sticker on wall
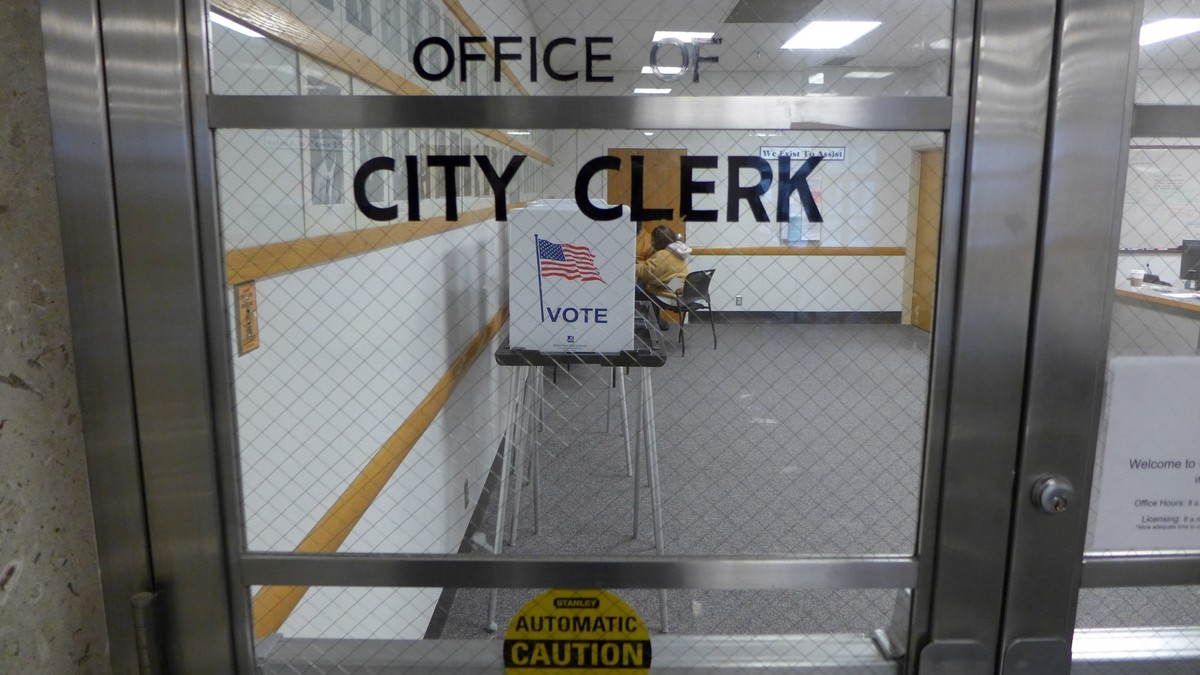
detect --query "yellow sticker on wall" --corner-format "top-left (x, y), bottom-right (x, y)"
top-left (503, 589), bottom-right (651, 674)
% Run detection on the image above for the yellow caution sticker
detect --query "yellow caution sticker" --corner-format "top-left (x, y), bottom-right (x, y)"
top-left (503, 590), bottom-right (651, 674)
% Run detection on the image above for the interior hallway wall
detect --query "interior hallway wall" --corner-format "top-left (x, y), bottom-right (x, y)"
top-left (0, 0), bottom-right (111, 671)
top-left (545, 129), bottom-right (943, 314)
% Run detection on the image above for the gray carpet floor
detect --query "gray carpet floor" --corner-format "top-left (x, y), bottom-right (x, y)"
top-left (430, 320), bottom-right (1200, 640)
top-left (436, 322), bottom-right (928, 638)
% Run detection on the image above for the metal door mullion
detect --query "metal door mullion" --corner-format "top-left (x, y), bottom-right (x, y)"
top-left (96, 0), bottom-right (240, 670)
top-left (40, 0), bottom-right (155, 671)
top-left (904, 0), bottom-right (977, 667)
top-left (915, 0), bottom-right (1061, 670)
top-left (184, 0), bottom-right (258, 671)
top-left (999, 0), bottom-right (1143, 671)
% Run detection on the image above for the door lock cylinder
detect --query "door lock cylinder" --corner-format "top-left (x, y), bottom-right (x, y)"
top-left (1032, 476), bottom-right (1074, 514)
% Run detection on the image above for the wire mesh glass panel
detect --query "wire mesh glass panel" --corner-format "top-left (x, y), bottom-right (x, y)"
top-left (1078, 587), bottom-right (1200, 629)
top-left (1085, 139), bottom-right (1200, 555)
top-left (1074, 588), bottom-right (1200, 675)
top-left (206, 0), bottom-right (952, 98)
top-left (216, 126), bottom-right (943, 646)
top-left (1072, 139), bottom-right (1200, 670)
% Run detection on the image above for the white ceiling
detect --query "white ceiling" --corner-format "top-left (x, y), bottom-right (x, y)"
top-left (521, 0), bottom-right (1200, 76)
top-left (522, 0), bottom-right (954, 73)
top-left (1142, 0), bottom-right (1200, 70)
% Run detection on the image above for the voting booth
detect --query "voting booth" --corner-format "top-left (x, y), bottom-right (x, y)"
top-left (508, 199), bottom-right (635, 353)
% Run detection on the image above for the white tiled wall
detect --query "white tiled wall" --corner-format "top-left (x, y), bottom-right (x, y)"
top-left (545, 129), bottom-right (942, 312)
top-left (1123, 145), bottom-right (1200, 249)
top-left (693, 255), bottom-right (907, 313)
top-left (216, 130), bottom-right (306, 249)
top-left (1115, 143), bottom-right (1200, 287)
top-left (233, 221), bottom-right (509, 638)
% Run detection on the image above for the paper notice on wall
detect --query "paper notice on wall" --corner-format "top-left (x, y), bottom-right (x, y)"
top-left (508, 200), bottom-right (635, 353)
top-left (1092, 356), bottom-right (1200, 550)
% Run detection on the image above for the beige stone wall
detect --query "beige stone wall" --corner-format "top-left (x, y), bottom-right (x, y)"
top-left (0, 0), bottom-right (112, 672)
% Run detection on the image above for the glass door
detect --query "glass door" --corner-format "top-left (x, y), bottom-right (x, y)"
top-left (42, 0), bottom-right (1114, 671)
top-left (203, 0), bottom-right (976, 672)
top-left (1000, 0), bottom-right (1200, 672)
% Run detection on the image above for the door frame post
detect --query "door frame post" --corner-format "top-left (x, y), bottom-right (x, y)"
top-left (998, 0), bottom-right (1143, 671)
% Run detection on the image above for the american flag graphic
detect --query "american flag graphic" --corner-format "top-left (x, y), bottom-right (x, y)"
top-left (537, 238), bottom-right (605, 283)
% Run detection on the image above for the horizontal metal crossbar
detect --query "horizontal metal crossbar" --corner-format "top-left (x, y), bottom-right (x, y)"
top-left (240, 554), bottom-right (919, 589)
top-left (1132, 105), bottom-right (1200, 137)
top-left (209, 95), bottom-right (953, 131)
top-left (1080, 553), bottom-right (1200, 587)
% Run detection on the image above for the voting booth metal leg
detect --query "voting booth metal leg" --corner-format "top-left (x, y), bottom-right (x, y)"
top-left (487, 368), bottom-right (523, 632)
top-left (643, 370), bottom-right (665, 552)
top-left (606, 368), bottom-right (613, 433)
top-left (644, 371), bottom-right (669, 633)
top-left (510, 365), bottom-right (537, 547)
top-left (532, 367), bottom-right (544, 536)
top-left (618, 370), bottom-right (633, 477)
top-left (632, 381), bottom-right (643, 540)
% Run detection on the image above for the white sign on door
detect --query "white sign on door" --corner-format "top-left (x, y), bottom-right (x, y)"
top-left (1092, 356), bottom-right (1200, 550)
top-left (759, 146), bottom-right (846, 161)
top-left (508, 199), bottom-right (635, 353)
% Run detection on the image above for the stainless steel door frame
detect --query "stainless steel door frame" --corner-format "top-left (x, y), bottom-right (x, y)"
top-left (911, 0), bottom-right (1060, 670)
top-left (999, 0), bottom-right (1143, 671)
top-left (39, 0), bottom-right (155, 672)
top-left (1004, 0), bottom-right (1200, 672)
top-left (93, 0), bottom-right (240, 670)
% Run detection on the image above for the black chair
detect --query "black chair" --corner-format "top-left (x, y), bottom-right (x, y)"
top-left (649, 269), bottom-right (717, 356)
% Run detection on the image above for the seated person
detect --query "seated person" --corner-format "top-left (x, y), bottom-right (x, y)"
top-left (634, 225), bottom-right (692, 329)
top-left (635, 225), bottom-right (654, 262)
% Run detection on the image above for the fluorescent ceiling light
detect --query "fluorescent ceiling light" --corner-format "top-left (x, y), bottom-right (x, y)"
top-left (652, 31), bottom-right (714, 43)
top-left (844, 71), bottom-right (893, 79)
top-left (808, 72), bottom-right (825, 84)
top-left (634, 88), bottom-right (672, 94)
top-left (643, 132), bottom-right (655, 136)
top-left (504, 130), bottom-right (531, 136)
top-left (210, 12), bottom-right (264, 38)
top-left (1140, 18), bottom-right (1200, 46)
top-left (782, 21), bottom-right (881, 49)
top-left (641, 65), bottom-right (685, 75)
top-left (755, 133), bottom-right (779, 137)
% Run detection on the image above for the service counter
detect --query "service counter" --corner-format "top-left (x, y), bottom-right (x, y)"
top-left (1111, 280), bottom-right (1200, 356)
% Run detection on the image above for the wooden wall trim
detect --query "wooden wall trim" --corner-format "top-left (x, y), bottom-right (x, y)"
top-left (249, 305), bottom-right (509, 638)
top-left (226, 203), bottom-right (527, 285)
top-left (441, 0), bottom-right (532, 96)
top-left (210, 0), bottom-right (553, 164)
top-left (1115, 288), bottom-right (1200, 313)
top-left (691, 246), bottom-right (908, 257)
